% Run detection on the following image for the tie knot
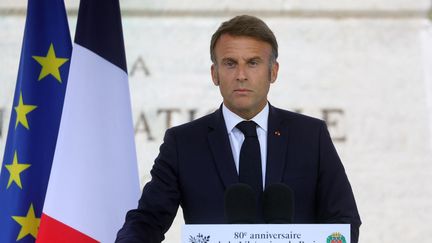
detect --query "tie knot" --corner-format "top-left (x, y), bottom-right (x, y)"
top-left (236, 121), bottom-right (258, 137)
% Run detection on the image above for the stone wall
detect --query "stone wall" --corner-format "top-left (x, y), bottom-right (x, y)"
top-left (1, 0), bottom-right (432, 242)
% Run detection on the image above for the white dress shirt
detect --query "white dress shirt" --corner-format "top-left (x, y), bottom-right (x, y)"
top-left (222, 103), bottom-right (269, 189)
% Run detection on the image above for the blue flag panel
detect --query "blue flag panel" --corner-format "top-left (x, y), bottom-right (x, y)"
top-left (0, 0), bottom-right (71, 242)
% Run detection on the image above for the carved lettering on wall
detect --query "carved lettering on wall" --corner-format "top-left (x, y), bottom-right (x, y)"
top-left (322, 108), bottom-right (346, 142)
top-left (130, 56), bottom-right (151, 77)
top-left (134, 111), bottom-right (156, 141)
top-left (157, 108), bottom-right (181, 129)
top-left (132, 107), bottom-right (347, 143)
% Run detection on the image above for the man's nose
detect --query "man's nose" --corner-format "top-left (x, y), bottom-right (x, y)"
top-left (236, 65), bottom-right (248, 81)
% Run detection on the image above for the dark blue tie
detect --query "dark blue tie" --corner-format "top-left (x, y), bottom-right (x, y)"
top-left (236, 121), bottom-right (263, 196)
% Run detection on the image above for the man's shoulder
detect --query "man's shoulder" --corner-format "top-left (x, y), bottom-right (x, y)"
top-left (166, 110), bottom-right (217, 135)
top-left (166, 105), bottom-right (327, 135)
top-left (271, 106), bottom-right (325, 127)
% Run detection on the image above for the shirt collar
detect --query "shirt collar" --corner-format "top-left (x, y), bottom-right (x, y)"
top-left (222, 103), bottom-right (269, 134)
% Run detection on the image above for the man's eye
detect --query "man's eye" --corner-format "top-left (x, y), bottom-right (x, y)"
top-left (224, 61), bottom-right (236, 68)
top-left (249, 60), bottom-right (259, 67)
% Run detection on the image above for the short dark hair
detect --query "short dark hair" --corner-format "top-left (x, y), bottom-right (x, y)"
top-left (210, 15), bottom-right (278, 64)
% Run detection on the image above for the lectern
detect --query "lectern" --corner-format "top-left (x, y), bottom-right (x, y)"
top-left (182, 224), bottom-right (350, 243)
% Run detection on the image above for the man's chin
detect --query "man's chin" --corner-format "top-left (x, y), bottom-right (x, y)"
top-left (225, 104), bottom-right (258, 118)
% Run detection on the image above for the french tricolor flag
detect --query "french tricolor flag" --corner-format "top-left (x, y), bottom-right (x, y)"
top-left (37, 0), bottom-right (140, 242)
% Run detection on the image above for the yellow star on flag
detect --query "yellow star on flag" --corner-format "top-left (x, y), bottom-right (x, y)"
top-left (4, 151), bottom-right (31, 189)
top-left (14, 91), bottom-right (37, 129)
top-left (12, 204), bottom-right (40, 241)
top-left (32, 43), bottom-right (69, 83)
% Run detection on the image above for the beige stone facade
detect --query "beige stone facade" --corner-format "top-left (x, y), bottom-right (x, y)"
top-left (1, 0), bottom-right (432, 242)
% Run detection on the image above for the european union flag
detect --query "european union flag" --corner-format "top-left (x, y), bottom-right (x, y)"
top-left (0, 0), bottom-right (71, 242)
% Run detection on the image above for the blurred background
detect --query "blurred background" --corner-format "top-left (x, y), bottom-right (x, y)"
top-left (1, 0), bottom-right (432, 241)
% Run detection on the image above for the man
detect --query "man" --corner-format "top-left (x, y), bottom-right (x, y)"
top-left (116, 15), bottom-right (361, 242)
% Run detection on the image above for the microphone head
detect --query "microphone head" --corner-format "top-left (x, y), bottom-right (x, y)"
top-left (263, 183), bottom-right (294, 224)
top-left (224, 183), bottom-right (257, 224)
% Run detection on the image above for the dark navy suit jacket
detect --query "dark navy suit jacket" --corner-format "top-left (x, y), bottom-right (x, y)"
top-left (116, 105), bottom-right (361, 242)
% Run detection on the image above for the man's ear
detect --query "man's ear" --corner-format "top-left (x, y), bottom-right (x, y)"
top-left (211, 64), bottom-right (219, 86)
top-left (270, 61), bottom-right (279, 83)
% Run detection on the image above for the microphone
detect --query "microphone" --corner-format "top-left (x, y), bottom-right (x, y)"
top-left (263, 183), bottom-right (294, 224)
top-left (224, 183), bottom-right (257, 224)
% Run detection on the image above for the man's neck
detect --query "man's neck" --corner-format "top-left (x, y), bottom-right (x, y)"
top-left (223, 102), bottom-right (268, 120)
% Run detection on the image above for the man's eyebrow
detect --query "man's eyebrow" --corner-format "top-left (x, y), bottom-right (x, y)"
top-left (246, 56), bottom-right (263, 61)
top-left (220, 56), bottom-right (264, 63)
top-left (221, 57), bottom-right (237, 63)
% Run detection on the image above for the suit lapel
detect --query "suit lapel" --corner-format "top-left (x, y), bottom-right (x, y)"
top-left (265, 105), bottom-right (289, 187)
top-left (207, 108), bottom-right (239, 188)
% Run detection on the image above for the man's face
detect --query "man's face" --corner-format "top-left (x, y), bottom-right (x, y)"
top-left (211, 34), bottom-right (279, 119)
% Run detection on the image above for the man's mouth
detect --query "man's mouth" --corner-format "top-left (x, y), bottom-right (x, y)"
top-left (234, 88), bottom-right (252, 93)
